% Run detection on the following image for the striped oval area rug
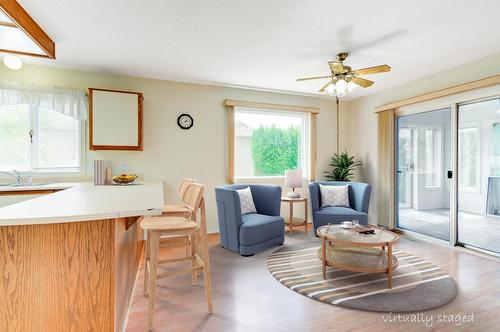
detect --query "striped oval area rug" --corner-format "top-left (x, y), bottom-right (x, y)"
top-left (267, 242), bottom-right (457, 312)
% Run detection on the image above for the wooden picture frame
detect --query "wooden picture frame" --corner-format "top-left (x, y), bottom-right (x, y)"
top-left (89, 88), bottom-right (143, 151)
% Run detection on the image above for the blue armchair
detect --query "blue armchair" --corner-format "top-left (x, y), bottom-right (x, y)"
top-left (309, 181), bottom-right (371, 232)
top-left (215, 184), bottom-right (284, 256)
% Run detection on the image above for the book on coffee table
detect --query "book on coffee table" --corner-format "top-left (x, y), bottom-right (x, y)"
top-left (354, 225), bottom-right (375, 234)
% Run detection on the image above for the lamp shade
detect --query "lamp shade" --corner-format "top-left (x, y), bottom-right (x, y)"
top-left (285, 169), bottom-right (303, 188)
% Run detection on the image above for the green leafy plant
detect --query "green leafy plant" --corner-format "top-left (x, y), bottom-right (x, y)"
top-left (251, 125), bottom-right (299, 176)
top-left (324, 151), bottom-right (362, 181)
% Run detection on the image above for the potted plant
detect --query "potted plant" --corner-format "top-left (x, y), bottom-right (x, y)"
top-left (324, 151), bottom-right (362, 181)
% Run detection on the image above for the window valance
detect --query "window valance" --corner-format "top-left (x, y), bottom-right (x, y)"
top-left (0, 80), bottom-right (88, 120)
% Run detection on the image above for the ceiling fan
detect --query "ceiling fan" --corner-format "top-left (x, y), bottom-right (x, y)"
top-left (296, 52), bottom-right (391, 96)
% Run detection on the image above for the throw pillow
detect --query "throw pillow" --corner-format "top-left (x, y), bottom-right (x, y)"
top-left (236, 187), bottom-right (257, 214)
top-left (319, 184), bottom-right (350, 208)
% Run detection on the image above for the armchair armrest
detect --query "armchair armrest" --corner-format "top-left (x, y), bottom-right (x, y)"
top-left (308, 182), bottom-right (321, 214)
top-left (350, 183), bottom-right (371, 213)
top-left (215, 187), bottom-right (243, 252)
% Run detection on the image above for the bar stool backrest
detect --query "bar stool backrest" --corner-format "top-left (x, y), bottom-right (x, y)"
top-left (183, 183), bottom-right (205, 221)
top-left (177, 178), bottom-right (195, 198)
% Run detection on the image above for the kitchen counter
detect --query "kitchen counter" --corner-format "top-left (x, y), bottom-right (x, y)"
top-left (0, 181), bottom-right (164, 331)
top-left (0, 182), bottom-right (163, 225)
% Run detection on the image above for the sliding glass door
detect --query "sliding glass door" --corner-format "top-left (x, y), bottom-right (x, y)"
top-left (457, 98), bottom-right (500, 254)
top-left (396, 108), bottom-right (452, 241)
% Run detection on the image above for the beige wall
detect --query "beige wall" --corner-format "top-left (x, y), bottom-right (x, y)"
top-left (0, 64), bottom-right (336, 232)
top-left (341, 52), bottom-right (500, 226)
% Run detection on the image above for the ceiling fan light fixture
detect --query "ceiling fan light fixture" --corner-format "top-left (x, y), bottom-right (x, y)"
top-left (335, 79), bottom-right (347, 96)
top-left (296, 52), bottom-right (391, 97)
top-left (347, 81), bottom-right (357, 92)
top-left (3, 55), bottom-right (23, 70)
top-left (325, 83), bottom-right (336, 94)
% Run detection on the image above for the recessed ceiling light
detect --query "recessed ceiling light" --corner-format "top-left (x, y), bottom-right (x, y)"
top-left (3, 55), bottom-right (23, 70)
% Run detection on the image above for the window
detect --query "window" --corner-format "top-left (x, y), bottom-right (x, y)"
top-left (0, 104), bottom-right (82, 172)
top-left (490, 122), bottom-right (500, 176)
top-left (424, 128), bottom-right (442, 188)
top-left (492, 122), bottom-right (500, 156)
top-left (458, 127), bottom-right (480, 189)
top-left (234, 107), bottom-right (309, 178)
top-left (491, 122), bottom-right (500, 176)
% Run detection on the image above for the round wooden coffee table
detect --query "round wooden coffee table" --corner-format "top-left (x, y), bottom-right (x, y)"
top-left (316, 224), bottom-right (399, 289)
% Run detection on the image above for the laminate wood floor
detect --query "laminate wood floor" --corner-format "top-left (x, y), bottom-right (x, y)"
top-left (125, 231), bottom-right (500, 332)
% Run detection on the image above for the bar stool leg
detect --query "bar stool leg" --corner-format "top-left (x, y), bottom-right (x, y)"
top-left (147, 231), bottom-right (159, 331)
top-left (199, 229), bottom-right (213, 313)
top-left (185, 236), bottom-right (190, 257)
top-left (190, 233), bottom-right (198, 286)
top-left (143, 230), bottom-right (150, 296)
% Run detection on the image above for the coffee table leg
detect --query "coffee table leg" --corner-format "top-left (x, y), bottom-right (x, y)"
top-left (387, 243), bottom-right (392, 289)
top-left (321, 236), bottom-right (326, 279)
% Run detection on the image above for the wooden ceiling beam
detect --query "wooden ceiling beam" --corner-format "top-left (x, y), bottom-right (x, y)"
top-left (0, 0), bottom-right (55, 58)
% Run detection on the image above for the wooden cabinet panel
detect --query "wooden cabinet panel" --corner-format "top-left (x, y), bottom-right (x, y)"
top-left (0, 218), bottom-right (141, 331)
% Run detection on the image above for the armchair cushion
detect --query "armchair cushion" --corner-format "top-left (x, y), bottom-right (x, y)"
top-left (314, 207), bottom-right (368, 226)
top-left (239, 214), bottom-right (284, 246)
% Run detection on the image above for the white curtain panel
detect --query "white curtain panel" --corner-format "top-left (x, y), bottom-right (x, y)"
top-left (0, 80), bottom-right (88, 120)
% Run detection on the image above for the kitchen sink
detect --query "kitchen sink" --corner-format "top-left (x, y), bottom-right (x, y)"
top-left (8, 183), bottom-right (51, 187)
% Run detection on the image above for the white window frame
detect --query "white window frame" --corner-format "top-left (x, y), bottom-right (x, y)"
top-left (233, 107), bottom-right (310, 181)
top-left (0, 104), bottom-right (85, 176)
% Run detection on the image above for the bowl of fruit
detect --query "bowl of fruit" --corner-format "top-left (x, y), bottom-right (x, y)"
top-left (112, 173), bottom-right (138, 185)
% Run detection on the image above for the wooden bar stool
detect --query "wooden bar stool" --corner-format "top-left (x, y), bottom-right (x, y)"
top-left (141, 183), bottom-right (213, 331)
top-left (162, 178), bottom-right (195, 217)
top-left (159, 178), bottom-right (196, 257)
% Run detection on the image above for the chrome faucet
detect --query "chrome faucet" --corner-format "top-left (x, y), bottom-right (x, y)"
top-left (0, 170), bottom-right (22, 185)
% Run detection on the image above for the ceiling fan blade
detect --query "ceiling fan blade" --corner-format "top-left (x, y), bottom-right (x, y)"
top-left (329, 61), bottom-right (345, 74)
top-left (296, 75), bottom-right (331, 81)
top-left (351, 77), bottom-right (374, 88)
top-left (318, 80), bottom-right (334, 92)
top-left (353, 64), bottom-right (391, 75)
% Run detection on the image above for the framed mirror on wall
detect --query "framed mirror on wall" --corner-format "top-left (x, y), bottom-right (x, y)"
top-left (88, 88), bottom-right (143, 151)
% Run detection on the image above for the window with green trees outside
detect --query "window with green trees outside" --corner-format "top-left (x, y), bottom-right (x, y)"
top-left (234, 108), bottom-right (309, 178)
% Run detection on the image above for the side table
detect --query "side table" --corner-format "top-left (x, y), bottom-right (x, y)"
top-left (281, 197), bottom-right (308, 234)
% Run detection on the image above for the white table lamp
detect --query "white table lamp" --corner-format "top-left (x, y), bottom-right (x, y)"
top-left (285, 169), bottom-right (303, 198)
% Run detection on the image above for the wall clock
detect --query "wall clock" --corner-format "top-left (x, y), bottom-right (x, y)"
top-left (177, 113), bottom-right (194, 130)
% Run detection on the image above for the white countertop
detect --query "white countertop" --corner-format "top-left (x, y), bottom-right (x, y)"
top-left (0, 182), bottom-right (164, 226)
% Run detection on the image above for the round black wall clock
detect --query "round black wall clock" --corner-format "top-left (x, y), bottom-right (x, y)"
top-left (177, 113), bottom-right (194, 130)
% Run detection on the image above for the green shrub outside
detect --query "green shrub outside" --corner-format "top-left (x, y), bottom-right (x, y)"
top-left (251, 125), bottom-right (299, 176)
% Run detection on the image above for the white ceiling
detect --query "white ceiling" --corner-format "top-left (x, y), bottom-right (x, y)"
top-left (13, 0), bottom-right (500, 99)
